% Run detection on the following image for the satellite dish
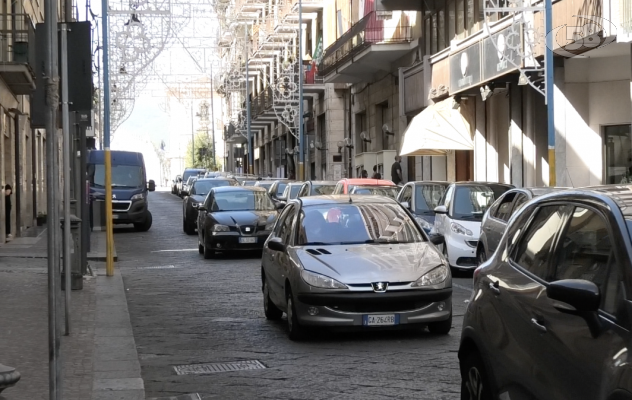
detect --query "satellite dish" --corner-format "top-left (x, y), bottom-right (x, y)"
top-left (315, 140), bottom-right (322, 149)
top-left (309, 141), bottom-right (315, 149)
top-left (360, 131), bottom-right (368, 140)
top-left (382, 124), bottom-right (392, 133)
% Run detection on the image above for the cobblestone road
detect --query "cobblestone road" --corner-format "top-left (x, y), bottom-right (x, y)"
top-left (116, 191), bottom-right (473, 400)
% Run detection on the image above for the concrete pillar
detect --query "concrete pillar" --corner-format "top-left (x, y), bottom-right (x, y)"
top-left (510, 84), bottom-right (524, 187)
top-left (523, 86), bottom-right (536, 187)
top-left (554, 65), bottom-right (568, 186)
top-left (474, 95), bottom-right (487, 181)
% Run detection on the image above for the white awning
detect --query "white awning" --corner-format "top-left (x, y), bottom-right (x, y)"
top-left (400, 97), bottom-right (474, 156)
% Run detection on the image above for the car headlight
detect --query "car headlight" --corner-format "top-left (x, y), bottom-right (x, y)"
top-left (411, 264), bottom-right (449, 287)
top-left (450, 222), bottom-right (473, 236)
top-left (191, 202), bottom-right (198, 208)
top-left (264, 222), bottom-right (275, 231)
top-left (212, 224), bottom-right (230, 232)
top-left (414, 216), bottom-right (431, 230)
top-left (131, 193), bottom-right (145, 201)
top-left (301, 270), bottom-right (347, 289)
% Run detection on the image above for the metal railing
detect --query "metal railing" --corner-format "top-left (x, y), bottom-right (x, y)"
top-left (319, 11), bottom-right (413, 75)
top-left (0, 14), bottom-right (35, 64)
top-left (303, 64), bottom-right (323, 84)
top-left (622, 0), bottom-right (632, 38)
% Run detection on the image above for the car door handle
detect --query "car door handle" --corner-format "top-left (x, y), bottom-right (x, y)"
top-left (485, 226), bottom-right (491, 231)
top-left (488, 281), bottom-right (500, 295)
top-left (531, 318), bottom-right (547, 333)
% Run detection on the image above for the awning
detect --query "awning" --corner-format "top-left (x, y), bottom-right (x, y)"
top-left (399, 97), bottom-right (474, 156)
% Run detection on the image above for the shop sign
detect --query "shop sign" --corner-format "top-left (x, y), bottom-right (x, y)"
top-left (482, 25), bottom-right (521, 81)
top-left (449, 43), bottom-right (482, 94)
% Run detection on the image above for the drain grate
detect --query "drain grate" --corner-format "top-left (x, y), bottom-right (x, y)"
top-left (135, 265), bottom-right (177, 270)
top-left (174, 360), bottom-right (266, 375)
top-left (147, 394), bottom-right (201, 400)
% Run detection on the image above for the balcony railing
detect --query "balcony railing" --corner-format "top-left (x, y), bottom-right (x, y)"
top-left (622, 0), bottom-right (632, 38)
top-left (0, 14), bottom-right (34, 64)
top-left (303, 64), bottom-right (323, 84)
top-left (319, 11), bottom-right (412, 75)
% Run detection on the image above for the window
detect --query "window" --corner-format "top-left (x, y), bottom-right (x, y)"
top-left (312, 184), bottom-right (335, 195)
top-left (92, 165), bottom-right (143, 188)
top-left (280, 210), bottom-right (297, 245)
top-left (211, 191), bottom-right (275, 211)
top-left (511, 193), bottom-right (528, 215)
top-left (448, 0), bottom-right (456, 42)
top-left (274, 204), bottom-right (295, 238)
top-left (493, 192), bottom-right (517, 222)
top-left (553, 207), bottom-right (617, 313)
top-left (298, 184), bottom-right (308, 197)
top-left (415, 184), bottom-right (446, 213)
top-left (604, 124), bottom-right (632, 184)
top-left (513, 205), bottom-right (571, 280)
top-left (399, 185), bottom-right (413, 204)
top-left (441, 185), bottom-right (455, 209)
top-left (452, 185), bottom-right (496, 220)
top-left (193, 180), bottom-right (238, 196)
top-left (333, 183), bottom-right (343, 194)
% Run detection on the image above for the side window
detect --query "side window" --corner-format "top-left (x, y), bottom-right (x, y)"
top-left (512, 205), bottom-right (570, 280)
top-left (205, 192), bottom-right (215, 209)
top-left (494, 192), bottom-right (517, 222)
top-left (333, 183), bottom-right (343, 194)
top-left (510, 194), bottom-right (528, 215)
top-left (280, 209), bottom-right (297, 245)
top-left (553, 207), bottom-right (618, 313)
top-left (273, 205), bottom-right (294, 237)
top-left (442, 185), bottom-right (455, 209)
top-left (400, 185), bottom-right (413, 204)
top-left (298, 184), bottom-right (307, 197)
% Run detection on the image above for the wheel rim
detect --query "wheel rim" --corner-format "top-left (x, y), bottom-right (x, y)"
top-left (287, 296), bottom-right (294, 331)
top-left (478, 249), bottom-right (486, 265)
top-left (466, 366), bottom-right (484, 400)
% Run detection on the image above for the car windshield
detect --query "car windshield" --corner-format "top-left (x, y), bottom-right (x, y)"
top-left (415, 184), bottom-right (447, 214)
top-left (193, 180), bottom-right (237, 195)
top-left (453, 185), bottom-right (496, 220)
top-left (312, 184), bottom-right (335, 195)
top-left (92, 165), bottom-right (143, 188)
top-left (297, 203), bottom-right (424, 245)
top-left (351, 187), bottom-right (399, 199)
top-left (211, 191), bottom-right (275, 211)
top-left (289, 185), bottom-right (301, 199)
top-left (242, 181), bottom-right (256, 186)
top-left (276, 183), bottom-right (287, 197)
top-left (256, 182), bottom-right (273, 189)
top-left (183, 170), bottom-right (204, 181)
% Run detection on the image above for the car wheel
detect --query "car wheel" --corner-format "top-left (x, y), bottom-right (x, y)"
top-left (477, 247), bottom-right (487, 266)
top-left (198, 240), bottom-right (204, 254)
top-left (427, 310), bottom-right (452, 334)
top-left (133, 211), bottom-right (152, 232)
top-left (263, 276), bottom-right (283, 320)
top-left (460, 351), bottom-right (494, 400)
top-left (203, 237), bottom-right (215, 259)
top-left (286, 288), bottom-right (305, 341)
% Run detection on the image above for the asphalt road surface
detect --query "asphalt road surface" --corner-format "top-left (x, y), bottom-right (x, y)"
top-left (114, 190), bottom-right (474, 400)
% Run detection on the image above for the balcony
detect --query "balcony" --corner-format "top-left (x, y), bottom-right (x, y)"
top-left (319, 11), bottom-right (415, 83)
top-left (0, 14), bottom-right (35, 95)
top-left (303, 63), bottom-right (325, 93)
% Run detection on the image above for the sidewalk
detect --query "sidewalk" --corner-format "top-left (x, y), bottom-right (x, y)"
top-left (0, 226), bottom-right (143, 400)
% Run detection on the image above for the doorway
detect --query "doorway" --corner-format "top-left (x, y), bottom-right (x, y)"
top-left (455, 150), bottom-right (473, 181)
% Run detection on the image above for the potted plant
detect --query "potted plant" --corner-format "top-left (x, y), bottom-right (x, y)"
top-left (36, 212), bottom-right (47, 226)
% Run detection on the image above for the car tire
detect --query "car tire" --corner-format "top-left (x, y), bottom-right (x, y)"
top-left (286, 288), bottom-right (305, 341)
top-left (133, 211), bottom-right (152, 232)
top-left (428, 311), bottom-right (452, 334)
top-left (203, 237), bottom-right (215, 259)
top-left (460, 351), bottom-right (494, 400)
top-left (263, 277), bottom-right (283, 320)
top-left (477, 247), bottom-right (487, 266)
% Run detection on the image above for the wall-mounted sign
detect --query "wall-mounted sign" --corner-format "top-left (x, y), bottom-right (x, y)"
top-left (449, 43), bottom-right (482, 94)
top-left (482, 25), bottom-right (522, 81)
top-left (254, 147), bottom-right (260, 160)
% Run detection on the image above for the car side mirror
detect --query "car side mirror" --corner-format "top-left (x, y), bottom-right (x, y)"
top-left (267, 237), bottom-right (286, 252)
top-left (148, 180), bottom-right (156, 192)
top-left (429, 234), bottom-right (444, 246)
top-left (400, 201), bottom-right (410, 209)
top-left (547, 279), bottom-right (602, 338)
top-left (197, 205), bottom-right (207, 212)
top-left (434, 205), bottom-right (447, 214)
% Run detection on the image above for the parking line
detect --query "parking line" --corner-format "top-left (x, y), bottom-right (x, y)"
top-left (151, 249), bottom-right (198, 253)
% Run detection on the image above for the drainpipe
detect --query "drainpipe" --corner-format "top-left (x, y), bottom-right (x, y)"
top-left (13, 111), bottom-right (21, 237)
top-left (347, 89), bottom-right (352, 177)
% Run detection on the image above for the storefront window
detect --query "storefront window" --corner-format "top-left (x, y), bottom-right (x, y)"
top-left (605, 125), bottom-right (632, 184)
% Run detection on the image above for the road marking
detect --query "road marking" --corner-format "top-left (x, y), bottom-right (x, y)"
top-left (150, 249), bottom-right (198, 252)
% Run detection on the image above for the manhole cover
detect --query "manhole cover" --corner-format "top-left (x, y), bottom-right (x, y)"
top-left (147, 394), bottom-right (201, 400)
top-left (173, 360), bottom-right (267, 375)
top-left (135, 265), bottom-right (177, 270)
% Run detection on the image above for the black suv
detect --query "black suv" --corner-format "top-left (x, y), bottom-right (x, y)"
top-left (459, 185), bottom-right (632, 400)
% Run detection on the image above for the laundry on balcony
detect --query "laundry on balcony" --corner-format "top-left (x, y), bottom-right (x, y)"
top-left (399, 97), bottom-right (474, 156)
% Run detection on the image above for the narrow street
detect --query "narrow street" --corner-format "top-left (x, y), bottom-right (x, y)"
top-left (114, 190), bottom-right (474, 400)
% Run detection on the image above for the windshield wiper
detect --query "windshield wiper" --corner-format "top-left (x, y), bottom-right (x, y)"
top-left (111, 184), bottom-right (137, 188)
top-left (303, 241), bottom-right (330, 246)
top-left (365, 239), bottom-right (405, 244)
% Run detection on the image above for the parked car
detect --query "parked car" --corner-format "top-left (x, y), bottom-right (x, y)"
top-left (279, 182), bottom-right (304, 202)
top-left (182, 178), bottom-right (239, 235)
top-left (181, 176), bottom-right (199, 197)
top-left (171, 175), bottom-right (181, 194)
top-left (241, 180), bottom-right (257, 186)
top-left (332, 178), bottom-right (396, 195)
top-left (254, 180), bottom-right (274, 191)
top-left (397, 181), bottom-right (449, 234)
top-left (459, 185), bottom-right (632, 400)
top-left (296, 180), bottom-right (338, 197)
top-left (179, 168), bottom-right (206, 196)
top-left (477, 187), bottom-right (565, 265)
top-left (261, 195), bottom-right (450, 340)
top-left (349, 185), bottom-right (400, 199)
top-left (196, 186), bottom-right (282, 259)
top-left (434, 182), bottom-right (513, 271)
top-left (268, 179), bottom-right (291, 201)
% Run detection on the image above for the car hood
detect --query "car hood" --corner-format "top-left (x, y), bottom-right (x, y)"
top-left (294, 242), bottom-right (445, 284)
top-left (212, 210), bottom-right (277, 226)
top-left (189, 195), bottom-right (206, 203)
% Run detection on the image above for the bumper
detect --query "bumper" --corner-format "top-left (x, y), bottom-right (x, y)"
top-left (113, 200), bottom-right (148, 224)
top-left (294, 288), bottom-right (452, 327)
top-left (446, 236), bottom-right (478, 269)
top-left (208, 232), bottom-right (269, 251)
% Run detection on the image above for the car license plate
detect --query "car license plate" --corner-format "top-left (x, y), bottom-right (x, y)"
top-left (239, 237), bottom-right (257, 244)
top-left (363, 314), bottom-right (399, 326)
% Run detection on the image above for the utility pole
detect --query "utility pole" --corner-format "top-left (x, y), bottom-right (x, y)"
top-left (60, 22), bottom-right (71, 335)
top-left (191, 104), bottom-right (195, 166)
top-left (298, 0), bottom-right (304, 180)
top-left (44, 0), bottom-right (61, 396)
top-left (102, 0), bottom-right (115, 277)
top-left (245, 25), bottom-right (253, 175)
top-left (210, 63), bottom-right (216, 169)
top-left (545, 0), bottom-right (555, 186)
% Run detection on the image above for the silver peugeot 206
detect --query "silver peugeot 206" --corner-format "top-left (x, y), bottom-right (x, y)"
top-left (261, 195), bottom-right (452, 340)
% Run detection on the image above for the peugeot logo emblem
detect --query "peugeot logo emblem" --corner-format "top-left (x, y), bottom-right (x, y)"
top-left (371, 282), bottom-right (388, 293)
top-left (245, 227), bottom-right (251, 232)
top-left (112, 194), bottom-right (116, 199)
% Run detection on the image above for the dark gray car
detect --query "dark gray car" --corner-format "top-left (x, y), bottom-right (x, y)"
top-left (459, 185), bottom-right (632, 400)
top-left (476, 187), bottom-right (565, 264)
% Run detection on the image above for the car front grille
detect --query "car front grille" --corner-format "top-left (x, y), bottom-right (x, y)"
top-left (456, 257), bottom-right (477, 267)
top-left (327, 301), bottom-right (431, 313)
top-left (239, 225), bottom-right (256, 235)
top-left (112, 201), bottom-right (131, 211)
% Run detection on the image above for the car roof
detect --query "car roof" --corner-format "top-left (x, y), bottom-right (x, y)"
top-left (351, 185), bottom-right (399, 190)
top-left (452, 181), bottom-right (514, 187)
top-left (212, 186), bottom-right (267, 193)
top-left (340, 178), bottom-right (396, 185)
top-left (297, 195), bottom-right (399, 206)
top-left (306, 181), bottom-right (338, 185)
top-left (195, 178), bottom-right (236, 182)
top-left (516, 187), bottom-right (567, 196)
top-left (287, 181), bottom-right (304, 186)
top-left (410, 181), bottom-right (450, 186)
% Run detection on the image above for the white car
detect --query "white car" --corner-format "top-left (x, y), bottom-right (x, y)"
top-left (433, 182), bottom-right (513, 271)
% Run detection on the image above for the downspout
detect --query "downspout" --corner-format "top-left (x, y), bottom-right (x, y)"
top-left (347, 88), bottom-right (352, 177)
top-left (14, 112), bottom-right (21, 237)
